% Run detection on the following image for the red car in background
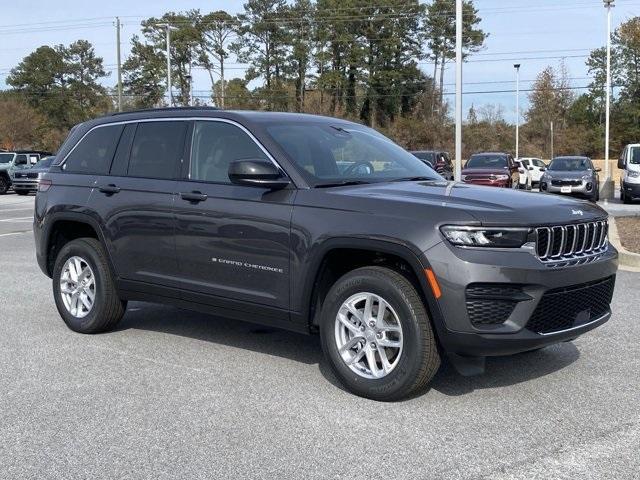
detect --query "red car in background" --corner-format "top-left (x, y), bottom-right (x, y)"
top-left (461, 152), bottom-right (520, 188)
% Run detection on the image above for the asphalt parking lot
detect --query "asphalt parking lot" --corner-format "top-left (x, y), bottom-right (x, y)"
top-left (1, 193), bottom-right (639, 479)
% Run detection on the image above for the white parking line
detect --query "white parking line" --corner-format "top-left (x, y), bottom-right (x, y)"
top-left (0, 231), bottom-right (29, 237)
top-left (0, 216), bottom-right (32, 222)
top-left (0, 207), bottom-right (34, 212)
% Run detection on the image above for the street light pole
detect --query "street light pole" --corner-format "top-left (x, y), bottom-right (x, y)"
top-left (116, 17), bottom-right (122, 112)
top-left (157, 23), bottom-right (175, 106)
top-left (454, 0), bottom-right (463, 182)
top-left (514, 64), bottom-right (521, 160)
top-left (604, 0), bottom-right (614, 182)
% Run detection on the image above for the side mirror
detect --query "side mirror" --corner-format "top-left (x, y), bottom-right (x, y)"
top-left (539, 167), bottom-right (546, 172)
top-left (228, 159), bottom-right (290, 190)
top-left (594, 167), bottom-right (602, 172)
top-left (528, 166), bottom-right (534, 170)
top-left (618, 158), bottom-right (626, 169)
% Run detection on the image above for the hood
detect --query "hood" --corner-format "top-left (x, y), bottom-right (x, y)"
top-left (326, 180), bottom-right (607, 226)
top-left (543, 170), bottom-right (591, 179)
top-left (461, 167), bottom-right (509, 175)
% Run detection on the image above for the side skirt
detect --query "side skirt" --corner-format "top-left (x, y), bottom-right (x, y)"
top-left (117, 279), bottom-right (311, 335)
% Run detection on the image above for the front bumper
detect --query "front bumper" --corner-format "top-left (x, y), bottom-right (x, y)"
top-left (423, 241), bottom-right (618, 357)
top-left (543, 180), bottom-right (595, 197)
top-left (462, 179), bottom-right (510, 188)
top-left (11, 178), bottom-right (40, 191)
top-left (622, 180), bottom-right (640, 199)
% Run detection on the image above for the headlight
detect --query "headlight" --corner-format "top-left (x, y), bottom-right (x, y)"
top-left (460, 175), bottom-right (466, 181)
top-left (628, 171), bottom-right (640, 178)
top-left (494, 174), bottom-right (509, 180)
top-left (440, 226), bottom-right (530, 248)
top-left (582, 174), bottom-right (591, 180)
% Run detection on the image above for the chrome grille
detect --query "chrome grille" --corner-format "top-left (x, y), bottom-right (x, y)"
top-left (535, 220), bottom-right (608, 262)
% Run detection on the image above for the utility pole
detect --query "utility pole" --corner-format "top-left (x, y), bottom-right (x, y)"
top-left (187, 47), bottom-right (193, 106)
top-left (454, 0), bottom-right (463, 181)
top-left (157, 23), bottom-right (175, 106)
top-left (514, 64), bottom-right (521, 160)
top-left (550, 121), bottom-right (554, 160)
top-left (604, 0), bottom-right (614, 184)
top-left (116, 17), bottom-right (122, 112)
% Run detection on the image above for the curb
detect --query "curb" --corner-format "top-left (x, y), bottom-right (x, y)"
top-left (608, 217), bottom-right (640, 268)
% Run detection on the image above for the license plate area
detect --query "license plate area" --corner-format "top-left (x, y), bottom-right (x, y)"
top-left (560, 186), bottom-right (572, 193)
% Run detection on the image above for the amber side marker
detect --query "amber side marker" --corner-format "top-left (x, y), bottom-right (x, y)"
top-left (424, 269), bottom-right (442, 299)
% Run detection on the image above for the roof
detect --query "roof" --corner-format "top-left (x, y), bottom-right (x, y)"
top-left (97, 107), bottom-right (357, 126)
top-left (470, 152), bottom-right (510, 156)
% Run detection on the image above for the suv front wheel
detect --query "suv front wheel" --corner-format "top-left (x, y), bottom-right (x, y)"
top-left (52, 238), bottom-right (126, 334)
top-left (320, 266), bottom-right (440, 401)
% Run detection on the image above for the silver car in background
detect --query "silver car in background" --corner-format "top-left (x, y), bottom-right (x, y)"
top-left (539, 156), bottom-right (600, 202)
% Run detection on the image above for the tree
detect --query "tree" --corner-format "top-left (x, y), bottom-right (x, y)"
top-left (233, 0), bottom-right (291, 110)
top-left (138, 12), bottom-right (201, 106)
top-left (424, 0), bottom-right (486, 115)
top-left (7, 41), bottom-right (110, 129)
top-left (524, 62), bottom-right (576, 157)
top-left (123, 36), bottom-right (166, 108)
top-left (285, 0), bottom-right (314, 112)
top-left (64, 40), bottom-right (110, 119)
top-left (0, 98), bottom-right (45, 150)
top-left (196, 10), bottom-right (238, 107)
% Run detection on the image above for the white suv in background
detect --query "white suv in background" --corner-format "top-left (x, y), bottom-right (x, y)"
top-left (519, 158), bottom-right (547, 187)
top-left (618, 144), bottom-right (640, 204)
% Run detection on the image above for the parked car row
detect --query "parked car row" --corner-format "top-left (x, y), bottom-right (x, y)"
top-left (0, 149), bottom-right (53, 194)
top-left (409, 150), bottom-right (605, 202)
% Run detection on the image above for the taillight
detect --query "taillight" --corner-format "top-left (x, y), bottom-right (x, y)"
top-left (38, 179), bottom-right (52, 192)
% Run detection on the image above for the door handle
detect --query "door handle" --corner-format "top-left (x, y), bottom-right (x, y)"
top-left (180, 191), bottom-right (208, 203)
top-left (98, 184), bottom-right (120, 195)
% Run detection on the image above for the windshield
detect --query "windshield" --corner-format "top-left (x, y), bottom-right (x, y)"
top-left (266, 124), bottom-right (441, 186)
top-left (413, 152), bottom-right (435, 163)
top-left (33, 156), bottom-right (55, 169)
top-left (630, 147), bottom-right (640, 165)
top-left (0, 153), bottom-right (14, 164)
top-left (466, 154), bottom-right (508, 169)
top-left (549, 157), bottom-right (591, 171)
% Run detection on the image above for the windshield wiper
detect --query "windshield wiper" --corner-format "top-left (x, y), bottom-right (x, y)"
top-left (314, 180), bottom-right (372, 188)
top-left (389, 176), bottom-right (438, 182)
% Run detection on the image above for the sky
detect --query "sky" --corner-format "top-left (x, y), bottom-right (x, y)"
top-left (1, 0), bottom-right (639, 123)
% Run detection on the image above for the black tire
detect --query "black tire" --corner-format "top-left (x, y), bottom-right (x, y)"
top-left (319, 266), bottom-right (440, 401)
top-left (52, 237), bottom-right (126, 334)
top-left (0, 176), bottom-right (9, 195)
top-left (622, 190), bottom-right (631, 204)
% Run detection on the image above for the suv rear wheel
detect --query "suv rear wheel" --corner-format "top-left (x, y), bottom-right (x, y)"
top-left (52, 238), bottom-right (126, 333)
top-left (320, 266), bottom-right (440, 401)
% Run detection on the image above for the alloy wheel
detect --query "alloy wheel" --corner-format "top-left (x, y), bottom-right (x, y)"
top-left (334, 292), bottom-right (403, 379)
top-left (59, 256), bottom-right (96, 318)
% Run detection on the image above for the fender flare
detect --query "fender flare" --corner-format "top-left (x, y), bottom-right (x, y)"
top-left (297, 237), bottom-right (444, 330)
top-left (41, 210), bottom-right (117, 277)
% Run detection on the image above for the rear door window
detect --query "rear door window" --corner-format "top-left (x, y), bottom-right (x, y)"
top-left (63, 125), bottom-right (124, 174)
top-left (190, 121), bottom-right (268, 184)
top-left (127, 121), bottom-right (187, 179)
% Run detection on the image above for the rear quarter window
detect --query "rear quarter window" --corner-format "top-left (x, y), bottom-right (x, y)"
top-left (63, 125), bottom-right (124, 174)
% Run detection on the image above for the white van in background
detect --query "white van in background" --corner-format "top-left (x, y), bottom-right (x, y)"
top-left (618, 144), bottom-right (640, 204)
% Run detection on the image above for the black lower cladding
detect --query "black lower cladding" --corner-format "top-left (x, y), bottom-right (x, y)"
top-left (526, 275), bottom-right (616, 334)
top-left (466, 284), bottom-right (530, 327)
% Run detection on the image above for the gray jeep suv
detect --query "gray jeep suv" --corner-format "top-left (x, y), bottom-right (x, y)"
top-left (34, 108), bottom-right (617, 400)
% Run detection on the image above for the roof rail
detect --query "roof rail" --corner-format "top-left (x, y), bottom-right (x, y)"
top-left (109, 106), bottom-right (220, 116)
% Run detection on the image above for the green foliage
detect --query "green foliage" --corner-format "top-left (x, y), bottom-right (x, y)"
top-left (6, 41), bottom-right (109, 129)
